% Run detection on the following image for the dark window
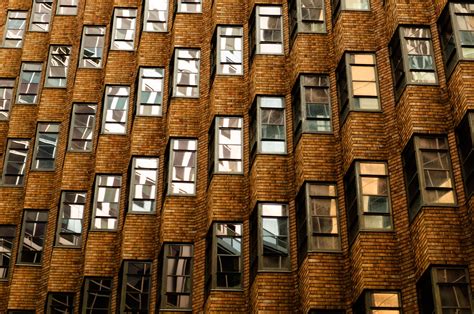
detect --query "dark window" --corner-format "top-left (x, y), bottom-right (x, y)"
top-left (0, 79), bottom-right (15, 120)
top-left (55, 191), bottom-right (86, 247)
top-left (18, 210), bottom-right (48, 264)
top-left (46, 292), bottom-right (74, 314)
top-left (68, 104), bottom-right (97, 152)
top-left (402, 135), bottom-right (456, 220)
top-left (0, 225), bottom-right (15, 279)
top-left (32, 123), bottom-right (60, 170)
top-left (344, 161), bottom-right (392, 244)
top-left (120, 261), bottom-right (152, 313)
top-left (353, 290), bottom-right (401, 314)
top-left (457, 111), bottom-right (474, 198)
top-left (82, 277), bottom-right (112, 313)
top-left (1, 139), bottom-right (30, 186)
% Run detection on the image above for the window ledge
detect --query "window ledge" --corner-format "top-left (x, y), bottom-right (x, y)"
top-left (30, 169), bottom-right (56, 172)
top-left (89, 229), bottom-right (118, 232)
top-left (15, 263), bottom-right (42, 267)
top-left (127, 211), bottom-right (156, 215)
top-left (307, 249), bottom-right (343, 254)
top-left (53, 245), bottom-right (81, 249)
top-left (209, 288), bottom-right (244, 292)
top-left (257, 269), bottom-right (292, 273)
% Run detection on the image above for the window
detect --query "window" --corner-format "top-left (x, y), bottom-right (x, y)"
top-left (353, 291), bottom-right (401, 314)
top-left (56, 0), bottom-right (78, 15)
top-left (31, 123), bottom-right (60, 171)
top-left (16, 62), bottom-right (43, 104)
top-left (402, 135), bottom-right (456, 220)
top-left (296, 183), bottom-right (340, 262)
top-left (0, 225), bottom-right (15, 279)
top-left (418, 267), bottom-right (473, 314)
top-left (289, 0), bottom-right (326, 42)
top-left (82, 278), bottom-right (112, 313)
top-left (137, 68), bottom-right (164, 116)
top-left (45, 46), bottom-right (72, 88)
top-left (143, 0), bottom-right (168, 32)
top-left (250, 203), bottom-right (290, 275)
top-left (160, 244), bottom-right (193, 310)
top-left (292, 74), bottom-right (332, 141)
top-left (0, 79), bottom-right (15, 120)
top-left (438, 3), bottom-right (474, 78)
top-left (208, 116), bottom-right (243, 177)
top-left (177, 0), bottom-right (202, 13)
top-left (2, 11), bottom-right (28, 48)
top-left (170, 48), bottom-right (201, 98)
top-left (308, 311), bottom-right (345, 314)
top-left (129, 157), bottom-right (158, 213)
top-left (30, 0), bottom-right (53, 32)
top-left (331, 0), bottom-right (370, 23)
top-left (166, 138), bottom-right (197, 195)
top-left (344, 161), bottom-right (392, 243)
top-left (211, 26), bottom-right (243, 77)
top-left (336, 53), bottom-right (380, 122)
top-left (68, 104), bottom-right (97, 152)
top-left (389, 26), bottom-right (437, 100)
top-left (102, 86), bottom-right (130, 134)
top-left (79, 26), bottom-right (106, 68)
top-left (55, 191), bottom-right (86, 247)
top-left (111, 8), bottom-right (137, 51)
top-left (1, 139), bottom-right (30, 186)
top-left (249, 6), bottom-right (283, 59)
top-left (457, 111), bottom-right (474, 198)
top-left (18, 210), bottom-right (48, 264)
top-left (249, 96), bottom-right (287, 161)
top-left (91, 175), bottom-right (122, 230)
top-left (206, 223), bottom-right (242, 290)
top-left (46, 293), bottom-right (74, 313)
top-left (120, 261), bottom-right (152, 313)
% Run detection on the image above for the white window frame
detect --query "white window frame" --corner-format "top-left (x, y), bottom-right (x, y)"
top-left (111, 8), bottom-right (137, 51)
top-left (2, 11), bottom-right (28, 48)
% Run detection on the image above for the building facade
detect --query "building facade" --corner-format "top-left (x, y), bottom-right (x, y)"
top-left (0, 0), bottom-right (473, 312)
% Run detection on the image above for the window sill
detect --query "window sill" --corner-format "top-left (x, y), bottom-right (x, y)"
top-left (170, 95), bottom-right (200, 100)
top-left (1, 46), bottom-right (23, 49)
top-left (30, 169), bottom-right (56, 172)
top-left (66, 149), bottom-right (93, 153)
top-left (209, 288), bottom-right (244, 292)
top-left (127, 211), bottom-right (156, 215)
top-left (43, 85), bottom-right (67, 89)
top-left (307, 249), bottom-right (343, 254)
top-left (15, 263), bottom-right (42, 267)
top-left (257, 269), bottom-right (292, 273)
top-left (89, 229), bottom-right (118, 232)
top-left (53, 245), bottom-right (81, 249)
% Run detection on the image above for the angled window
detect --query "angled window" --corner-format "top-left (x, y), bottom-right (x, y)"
top-left (30, 0), bottom-right (53, 32)
top-left (68, 104), bottom-right (97, 152)
top-left (160, 244), bottom-right (193, 310)
top-left (337, 52), bottom-right (380, 122)
top-left (389, 26), bottom-right (437, 100)
top-left (55, 191), bottom-right (86, 247)
top-left (344, 161), bottom-right (392, 243)
top-left (0, 79), bottom-right (15, 120)
top-left (16, 63), bottom-right (43, 104)
top-left (250, 203), bottom-right (290, 273)
top-left (171, 48), bottom-right (201, 98)
top-left (31, 123), bottom-right (60, 171)
top-left (79, 26), bottom-right (106, 68)
top-left (46, 293), bottom-right (74, 313)
top-left (137, 68), bottom-right (164, 116)
top-left (167, 138), bottom-right (197, 195)
top-left (0, 225), bottom-right (16, 279)
top-left (296, 183), bottom-right (341, 262)
top-left (402, 135), bottom-right (456, 220)
top-left (292, 74), bottom-right (332, 141)
top-left (129, 157), bottom-right (158, 213)
top-left (417, 267), bottom-right (473, 314)
top-left (102, 85), bottom-right (130, 134)
top-left (82, 278), bottom-right (112, 313)
top-left (2, 11), bottom-right (28, 48)
top-left (438, 3), bottom-right (474, 78)
top-left (249, 96), bottom-right (286, 162)
top-left (56, 0), bottom-right (79, 15)
top-left (144, 0), bottom-right (169, 32)
top-left (208, 116), bottom-right (243, 177)
top-left (457, 111), bottom-right (474, 198)
top-left (177, 0), bottom-right (202, 13)
top-left (120, 261), bottom-right (152, 313)
top-left (111, 8), bottom-right (137, 51)
top-left (91, 175), bottom-right (122, 230)
top-left (289, 0), bottom-right (326, 43)
top-left (207, 222), bottom-right (242, 290)
top-left (18, 210), bottom-right (48, 264)
top-left (331, 0), bottom-right (370, 23)
top-left (211, 26), bottom-right (243, 77)
top-left (1, 139), bottom-right (30, 186)
top-left (249, 6), bottom-right (283, 59)
top-left (353, 291), bottom-right (401, 314)
top-left (45, 46), bottom-right (72, 88)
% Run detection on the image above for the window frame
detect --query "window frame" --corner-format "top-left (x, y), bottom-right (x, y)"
top-left (213, 25), bottom-right (244, 77)
top-left (67, 103), bottom-right (97, 152)
top-left (0, 225), bottom-right (16, 280)
top-left (0, 78), bottom-right (16, 120)
top-left (81, 277), bottom-right (113, 313)
top-left (128, 156), bottom-right (159, 214)
top-left (16, 62), bottom-right (43, 105)
top-left (45, 292), bottom-right (74, 314)
top-left (2, 11), bottom-right (28, 48)
top-left (166, 138), bottom-right (198, 196)
top-left (143, 0), bottom-right (169, 32)
top-left (101, 85), bottom-right (130, 135)
top-left (78, 25), bottom-right (107, 69)
top-left (91, 174), bottom-right (122, 231)
top-left (110, 7), bottom-right (138, 51)
top-left (331, 0), bottom-right (371, 24)
top-left (55, 191), bottom-right (87, 248)
top-left (250, 5), bottom-right (284, 57)
top-left (170, 48), bottom-right (201, 98)
top-left (31, 122), bottom-right (60, 171)
top-left (456, 111), bottom-right (474, 199)
top-left (289, 0), bottom-right (326, 44)
top-left (176, 0), bottom-right (202, 13)
top-left (136, 67), bottom-right (164, 117)
top-left (29, 0), bottom-right (53, 32)
top-left (353, 290), bottom-right (402, 313)
top-left (17, 210), bottom-right (48, 265)
top-left (119, 260), bottom-right (152, 313)
top-left (56, 0), bottom-right (79, 15)
top-left (1, 138), bottom-right (30, 187)
top-left (44, 45), bottom-right (72, 88)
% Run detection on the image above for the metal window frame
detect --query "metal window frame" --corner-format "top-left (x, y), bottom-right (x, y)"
top-left (0, 78), bottom-right (16, 120)
top-left (56, 0), bottom-right (79, 15)
top-left (79, 25), bottom-right (107, 69)
top-left (177, 0), bottom-right (202, 13)
top-left (143, 0), bottom-right (169, 32)
top-left (67, 103), bottom-right (97, 152)
top-left (160, 243), bottom-right (194, 311)
top-left (210, 116), bottom-right (244, 175)
top-left (31, 122), bottom-right (60, 171)
top-left (1, 138), bottom-right (30, 186)
top-left (289, 0), bottom-right (326, 41)
top-left (167, 138), bottom-right (198, 196)
top-left (364, 290), bottom-right (402, 313)
top-left (17, 210), bottom-right (48, 265)
top-left (110, 7), bottom-right (138, 51)
top-left (431, 266), bottom-right (474, 313)
top-left (0, 225), bottom-right (16, 280)
top-left (255, 5), bottom-right (284, 55)
top-left (171, 48), bottom-right (201, 98)
top-left (215, 25), bottom-right (244, 76)
top-left (101, 85), bottom-right (130, 135)
top-left (90, 174), bottom-right (122, 231)
top-left (120, 260), bottom-right (152, 312)
top-left (456, 111), bottom-right (474, 199)
top-left (81, 277), bottom-right (113, 313)
top-left (128, 156), bottom-right (159, 214)
top-left (451, 3), bottom-right (474, 60)
top-left (15, 62), bottom-right (44, 105)
top-left (54, 190), bottom-right (87, 248)
top-left (45, 45), bottom-right (72, 88)
top-left (29, 0), bottom-right (53, 32)
top-left (46, 292), bottom-right (75, 314)
top-left (2, 11), bottom-right (28, 48)
top-left (136, 67), bottom-right (164, 117)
